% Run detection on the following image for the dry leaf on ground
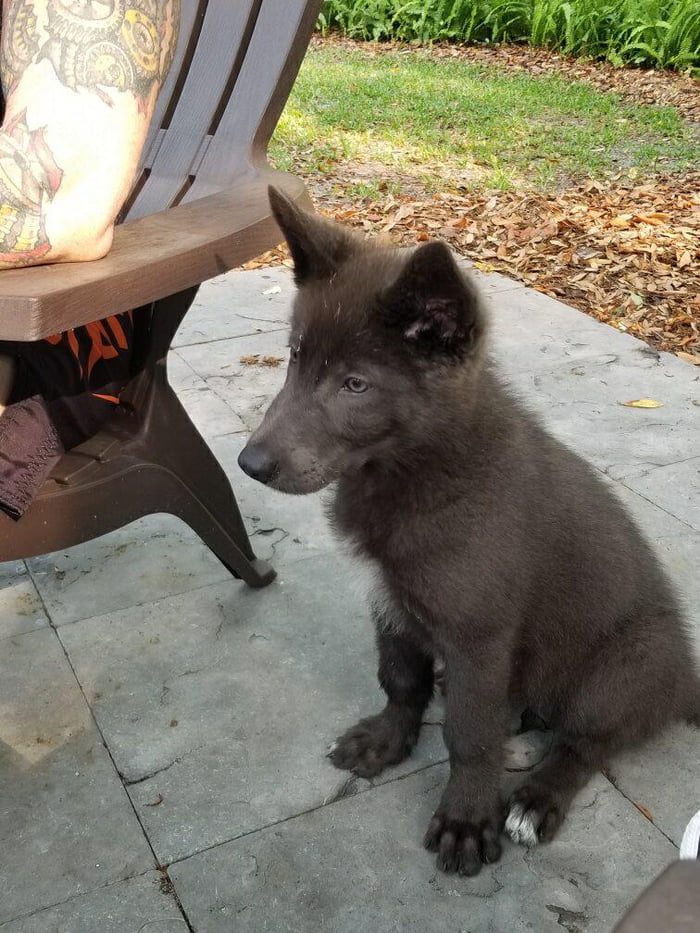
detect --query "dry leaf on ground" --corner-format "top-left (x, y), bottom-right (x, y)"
top-left (619, 398), bottom-right (664, 408)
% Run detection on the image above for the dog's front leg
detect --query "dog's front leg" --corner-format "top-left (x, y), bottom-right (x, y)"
top-left (424, 639), bottom-right (509, 876)
top-left (329, 607), bottom-right (434, 779)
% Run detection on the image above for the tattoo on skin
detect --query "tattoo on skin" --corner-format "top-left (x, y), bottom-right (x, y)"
top-left (2, 0), bottom-right (181, 108)
top-left (0, 108), bottom-right (63, 262)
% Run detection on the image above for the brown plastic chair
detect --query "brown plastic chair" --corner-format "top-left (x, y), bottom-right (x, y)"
top-left (0, 0), bottom-right (321, 587)
top-left (613, 861), bottom-right (700, 932)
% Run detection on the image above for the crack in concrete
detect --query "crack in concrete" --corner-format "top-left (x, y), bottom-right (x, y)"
top-left (235, 313), bottom-right (287, 326)
top-left (124, 746), bottom-right (204, 787)
top-left (251, 525), bottom-right (290, 557)
top-left (214, 599), bottom-right (228, 641)
top-left (580, 791), bottom-right (600, 812)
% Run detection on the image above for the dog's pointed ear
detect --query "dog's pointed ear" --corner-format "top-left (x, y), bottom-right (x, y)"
top-left (269, 186), bottom-right (357, 284)
top-left (381, 241), bottom-right (484, 356)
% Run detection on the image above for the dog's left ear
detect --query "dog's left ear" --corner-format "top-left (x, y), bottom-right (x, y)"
top-left (381, 241), bottom-right (484, 356)
top-left (269, 186), bottom-right (358, 285)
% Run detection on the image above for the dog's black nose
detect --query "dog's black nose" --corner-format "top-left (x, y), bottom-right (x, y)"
top-left (238, 443), bottom-right (278, 485)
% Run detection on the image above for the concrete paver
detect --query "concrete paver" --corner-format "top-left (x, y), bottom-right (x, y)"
top-left (0, 630), bottom-right (155, 923)
top-left (59, 557), bottom-right (447, 865)
top-left (0, 563), bottom-right (47, 641)
top-left (169, 766), bottom-right (676, 933)
top-left (0, 873), bottom-right (184, 932)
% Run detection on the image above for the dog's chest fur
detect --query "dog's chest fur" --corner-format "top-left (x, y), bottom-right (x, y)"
top-left (331, 474), bottom-right (450, 643)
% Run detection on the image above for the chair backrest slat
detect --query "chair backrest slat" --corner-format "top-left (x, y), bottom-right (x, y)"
top-left (124, 0), bottom-right (320, 221)
top-left (133, 0), bottom-right (205, 179)
top-left (127, 0), bottom-right (261, 221)
top-left (186, 0), bottom-right (318, 201)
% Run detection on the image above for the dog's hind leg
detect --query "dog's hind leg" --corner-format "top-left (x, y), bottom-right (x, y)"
top-left (329, 610), bottom-right (434, 779)
top-left (507, 609), bottom-right (697, 846)
top-left (505, 737), bottom-right (601, 846)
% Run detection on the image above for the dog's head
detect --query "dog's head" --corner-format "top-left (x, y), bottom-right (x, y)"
top-left (238, 187), bottom-right (486, 494)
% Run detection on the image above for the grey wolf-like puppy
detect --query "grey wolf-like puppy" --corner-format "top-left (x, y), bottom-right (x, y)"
top-left (239, 188), bottom-right (700, 876)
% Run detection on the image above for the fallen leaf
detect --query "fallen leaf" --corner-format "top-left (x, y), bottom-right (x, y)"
top-left (619, 398), bottom-right (664, 408)
top-left (633, 801), bottom-right (653, 821)
top-left (261, 356), bottom-right (284, 367)
top-left (240, 355), bottom-right (260, 365)
top-left (676, 351), bottom-right (700, 365)
top-left (145, 793), bottom-right (164, 807)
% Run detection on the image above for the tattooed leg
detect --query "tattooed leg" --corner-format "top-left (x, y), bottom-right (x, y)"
top-left (3, 0), bottom-right (181, 111)
top-left (0, 0), bottom-right (180, 267)
top-left (0, 109), bottom-right (63, 263)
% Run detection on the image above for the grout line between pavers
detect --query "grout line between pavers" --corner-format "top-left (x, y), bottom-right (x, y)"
top-left (616, 477), bottom-right (699, 535)
top-left (168, 348), bottom-right (253, 433)
top-left (172, 324), bottom-right (289, 352)
top-left (163, 756), bottom-right (681, 872)
top-left (30, 542), bottom-right (341, 633)
top-left (0, 870), bottom-right (167, 929)
top-left (603, 770), bottom-right (678, 850)
top-left (591, 460), bottom-right (699, 535)
top-left (165, 758), bottom-right (449, 870)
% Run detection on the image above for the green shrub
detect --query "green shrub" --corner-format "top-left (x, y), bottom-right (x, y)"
top-left (318, 0), bottom-right (700, 70)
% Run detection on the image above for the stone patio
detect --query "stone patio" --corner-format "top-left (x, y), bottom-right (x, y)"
top-left (1, 263), bottom-right (698, 931)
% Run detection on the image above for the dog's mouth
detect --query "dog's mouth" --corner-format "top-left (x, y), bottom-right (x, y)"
top-left (238, 442), bottom-right (335, 495)
top-left (267, 471), bottom-right (333, 496)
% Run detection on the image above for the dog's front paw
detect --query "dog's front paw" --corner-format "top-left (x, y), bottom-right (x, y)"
top-left (505, 783), bottom-right (566, 846)
top-left (328, 710), bottom-right (419, 779)
top-left (424, 807), bottom-right (503, 876)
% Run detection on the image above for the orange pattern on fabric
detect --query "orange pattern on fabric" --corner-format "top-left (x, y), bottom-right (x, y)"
top-left (43, 311), bottom-right (134, 401)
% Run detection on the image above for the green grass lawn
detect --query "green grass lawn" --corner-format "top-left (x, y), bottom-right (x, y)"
top-left (270, 42), bottom-right (699, 194)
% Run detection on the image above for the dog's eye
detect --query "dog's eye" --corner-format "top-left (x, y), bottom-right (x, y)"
top-left (289, 347), bottom-right (299, 363)
top-left (343, 376), bottom-right (369, 394)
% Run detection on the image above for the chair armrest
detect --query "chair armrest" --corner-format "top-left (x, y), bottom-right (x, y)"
top-left (0, 171), bottom-right (308, 341)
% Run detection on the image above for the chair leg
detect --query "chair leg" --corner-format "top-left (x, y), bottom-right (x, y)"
top-left (172, 458), bottom-right (276, 589)
top-left (130, 366), bottom-right (276, 589)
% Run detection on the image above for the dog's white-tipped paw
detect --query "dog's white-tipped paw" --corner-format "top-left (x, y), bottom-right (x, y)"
top-left (505, 802), bottom-right (540, 847)
top-left (326, 741), bottom-right (339, 756)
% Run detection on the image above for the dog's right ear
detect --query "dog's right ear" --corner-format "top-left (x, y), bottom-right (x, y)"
top-left (269, 186), bottom-right (357, 285)
top-left (380, 241), bottom-right (484, 358)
